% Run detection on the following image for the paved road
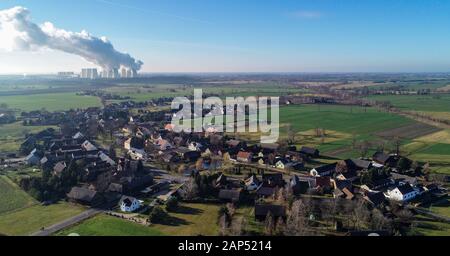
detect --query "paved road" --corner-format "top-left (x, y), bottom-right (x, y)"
top-left (30, 208), bottom-right (102, 236)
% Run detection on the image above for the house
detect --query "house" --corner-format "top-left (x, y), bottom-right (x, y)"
top-left (290, 175), bottom-right (310, 195)
top-left (262, 173), bottom-right (285, 187)
top-left (275, 159), bottom-right (290, 170)
top-left (256, 185), bottom-right (278, 198)
top-left (260, 143), bottom-right (279, 154)
top-left (188, 142), bottom-right (203, 151)
top-left (237, 151), bottom-right (253, 163)
top-left (310, 163), bottom-right (337, 177)
top-left (81, 140), bottom-right (97, 151)
top-left (119, 196), bottom-right (141, 212)
top-left (300, 146), bottom-right (320, 157)
top-left (364, 192), bottom-right (386, 207)
top-left (67, 186), bottom-right (104, 206)
top-left (26, 148), bottom-right (43, 166)
top-left (372, 152), bottom-right (399, 167)
top-left (244, 175), bottom-right (260, 191)
top-left (155, 139), bottom-right (173, 151)
top-left (215, 174), bottom-right (228, 188)
top-left (386, 184), bottom-right (420, 202)
top-left (254, 204), bottom-right (286, 221)
top-left (218, 189), bottom-right (242, 203)
top-left (53, 161), bottom-right (67, 176)
top-left (226, 139), bottom-right (245, 149)
top-left (124, 137), bottom-right (145, 151)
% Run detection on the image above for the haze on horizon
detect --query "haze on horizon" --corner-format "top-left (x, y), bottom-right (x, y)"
top-left (1, 0), bottom-right (450, 74)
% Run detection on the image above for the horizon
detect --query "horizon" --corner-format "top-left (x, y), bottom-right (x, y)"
top-left (1, 0), bottom-right (450, 74)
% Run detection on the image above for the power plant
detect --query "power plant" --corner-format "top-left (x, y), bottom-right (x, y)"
top-left (80, 67), bottom-right (138, 79)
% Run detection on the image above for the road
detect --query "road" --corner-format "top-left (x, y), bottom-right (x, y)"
top-left (30, 208), bottom-right (102, 236)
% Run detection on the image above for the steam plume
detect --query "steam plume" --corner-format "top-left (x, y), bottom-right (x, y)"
top-left (0, 6), bottom-right (143, 70)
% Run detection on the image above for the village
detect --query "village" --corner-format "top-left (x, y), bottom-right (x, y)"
top-left (0, 93), bottom-right (446, 237)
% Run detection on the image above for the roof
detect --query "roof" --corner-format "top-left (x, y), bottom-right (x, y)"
top-left (313, 163), bottom-right (337, 175)
top-left (396, 184), bottom-right (415, 195)
top-left (245, 175), bottom-right (260, 186)
top-left (351, 159), bottom-right (372, 169)
top-left (260, 143), bottom-right (279, 150)
top-left (119, 196), bottom-right (138, 207)
top-left (256, 186), bottom-right (277, 196)
top-left (365, 192), bottom-right (386, 206)
top-left (237, 151), bottom-right (252, 159)
top-left (53, 161), bottom-right (67, 174)
top-left (218, 189), bottom-right (241, 200)
top-left (300, 146), bottom-right (319, 155)
top-left (372, 152), bottom-right (395, 164)
top-left (67, 187), bottom-right (98, 202)
top-left (226, 140), bottom-right (242, 147)
top-left (255, 204), bottom-right (286, 217)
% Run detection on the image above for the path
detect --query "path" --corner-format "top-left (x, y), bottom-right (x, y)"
top-left (30, 208), bottom-right (102, 236)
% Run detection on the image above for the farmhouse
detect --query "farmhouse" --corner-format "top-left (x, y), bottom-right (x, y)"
top-left (386, 184), bottom-right (420, 202)
top-left (119, 196), bottom-right (141, 212)
top-left (67, 186), bottom-right (104, 206)
top-left (218, 189), bottom-right (242, 203)
top-left (310, 163), bottom-right (337, 177)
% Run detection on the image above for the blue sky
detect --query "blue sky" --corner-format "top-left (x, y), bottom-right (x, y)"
top-left (1, 0), bottom-right (450, 73)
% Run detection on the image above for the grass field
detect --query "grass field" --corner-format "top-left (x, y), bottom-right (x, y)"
top-left (0, 92), bottom-right (102, 111)
top-left (367, 94), bottom-right (450, 112)
top-left (0, 202), bottom-right (86, 236)
top-left (0, 175), bottom-right (37, 215)
top-left (57, 214), bottom-right (164, 236)
top-left (58, 203), bottom-right (220, 236)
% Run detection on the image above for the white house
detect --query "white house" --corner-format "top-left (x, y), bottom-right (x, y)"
top-left (119, 196), bottom-right (141, 212)
top-left (188, 142), bottom-right (203, 151)
top-left (386, 184), bottom-right (420, 202)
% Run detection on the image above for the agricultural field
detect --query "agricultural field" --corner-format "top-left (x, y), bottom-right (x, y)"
top-left (367, 94), bottom-right (450, 113)
top-left (279, 104), bottom-right (420, 158)
top-left (0, 175), bottom-right (37, 215)
top-left (0, 92), bottom-right (102, 112)
top-left (0, 202), bottom-right (86, 236)
top-left (58, 203), bottom-right (220, 236)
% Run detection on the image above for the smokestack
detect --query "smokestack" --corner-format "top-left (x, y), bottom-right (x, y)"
top-left (0, 6), bottom-right (143, 71)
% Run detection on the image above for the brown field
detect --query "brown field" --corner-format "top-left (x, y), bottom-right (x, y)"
top-left (375, 123), bottom-right (441, 139)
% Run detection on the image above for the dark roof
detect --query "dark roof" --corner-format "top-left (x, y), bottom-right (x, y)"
top-left (365, 192), bottom-right (386, 206)
top-left (314, 163), bottom-right (337, 175)
top-left (396, 184), bottom-right (415, 195)
top-left (53, 161), bottom-right (67, 174)
top-left (218, 189), bottom-right (241, 201)
top-left (256, 186), bottom-right (277, 197)
top-left (255, 204), bottom-right (286, 217)
top-left (351, 159), bottom-right (372, 169)
top-left (300, 146), bottom-right (319, 155)
top-left (335, 179), bottom-right (352, 191)
top-left (67, 187), bottom-right (98, 202)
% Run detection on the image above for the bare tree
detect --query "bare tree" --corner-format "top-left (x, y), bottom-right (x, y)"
top-left (264, 212), bottom-right (275, 236)
top-left (181, 178), bottom-right (199, 200)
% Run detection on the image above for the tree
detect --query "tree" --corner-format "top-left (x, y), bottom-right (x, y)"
top-left (181, 178), bottom-right (199, 200)
top-left (264, 212), bottom-right (275, 236)
top-left (166, 196), bottom-right (179, 212)
top-left (397, 157), bottom-right (412, 173)
top-left (148, 206), bottom-right (168, 224)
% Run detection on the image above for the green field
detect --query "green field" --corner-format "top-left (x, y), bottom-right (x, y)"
top-left (0, 202), bottom-right (86, 236)
top-left (279, 104), bottom-right (417, 157)
top-left (57, 214), bottom-right (164, 236)
top-left (0, 92), bottom-right (102, 111)
top-left (58, 203), bottom-right (220, 236)
top-left (0, 176), bottom-right (37, 215)
top-left (367, 94), bottom-right (450, 112)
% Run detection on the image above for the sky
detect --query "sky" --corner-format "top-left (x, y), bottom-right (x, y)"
top-left (0, 0), bottom-right (450, 74)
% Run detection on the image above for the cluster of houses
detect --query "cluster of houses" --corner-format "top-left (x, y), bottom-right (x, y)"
top-left (15, 100), bottom-right (446, 227)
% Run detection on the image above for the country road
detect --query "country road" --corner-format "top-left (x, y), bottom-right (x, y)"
top-left (30, 208), bottom-right (102, 236)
